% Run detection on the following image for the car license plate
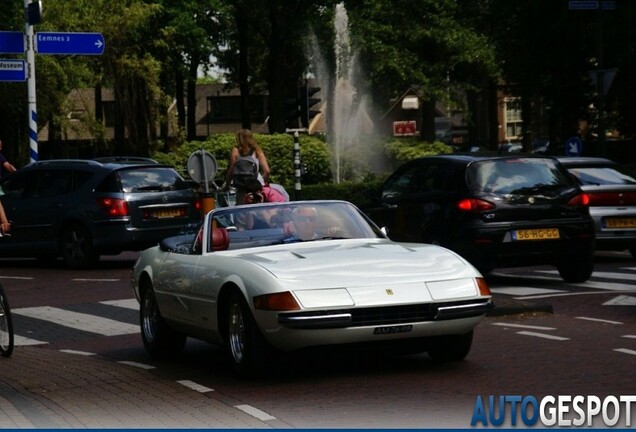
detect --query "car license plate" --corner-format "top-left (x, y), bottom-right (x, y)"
top-left (605, 218), bottom-right (636, 228)
top-left (373, 324), bottom-right (413, 335)
top-left (512, 228), bottom-right (560, 241)
top-left (147, 208), bottom-right (184, 219)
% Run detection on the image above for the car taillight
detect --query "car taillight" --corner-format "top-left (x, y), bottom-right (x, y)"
top-left (587, 191), bottom-right (636, 206)
top-left (457, 198), bottom-right (496, 212)
top-left (567, 193), bottom-right (590, 207)
top-left (96, 197), bottom-right (129, 217)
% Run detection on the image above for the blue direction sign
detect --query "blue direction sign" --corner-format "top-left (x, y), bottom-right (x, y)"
top-left (0, 59), bottom-right (27, 82)
top-left (0, 31), bottom-right (25, 54)
top-left (36, 32), bottom-right (105, 55)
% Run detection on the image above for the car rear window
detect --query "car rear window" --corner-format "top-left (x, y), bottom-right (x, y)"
top-left (466, 158), bottom-right (573, 194)
top-left (567, 165), bottom-right (636, 186)
top-left (96, 167), bottom-right (191, 193)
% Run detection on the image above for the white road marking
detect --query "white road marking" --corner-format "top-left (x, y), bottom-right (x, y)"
top-left (235, 404), bottom-right (276, 421)
top-left (12, 306), bottom-right (139, 336)
top-left (14, 334), bottom-right (47, 346)
top-left (491, 322), bottom-right (556, 331)
top-left (100, 299), bottom-right (139, 310)
top-left (118, 361), bottom-right (156, 370)
top-left (517, 331), bottom-right (569, 341)
top-left (614, 348), bottom-right (636, 356)
top-left (177, 380), bottom-right (214, 393)
top-left (490, 287), bottom-right (566, 296)
top-left (622, 335), bottom-right (636, 339)
top-left (0, 275), bottom-right (34, 280)
top-left (603, 295), bottom-right (636, 306)
top-left (71, 278), bottom-right (120, 282)
top-left (576, 316), bottom-right (623, 325)
top-left (59, 349), bottom-right (96, 356)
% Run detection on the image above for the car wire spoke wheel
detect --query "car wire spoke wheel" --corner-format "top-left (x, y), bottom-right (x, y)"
top-left (0, 284), bottom-right (15, 357)
top-left (228, 302), bottom-right (246, 364)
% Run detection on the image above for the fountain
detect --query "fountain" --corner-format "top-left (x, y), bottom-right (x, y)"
top-left (309, 3), bottom-right (375, 183)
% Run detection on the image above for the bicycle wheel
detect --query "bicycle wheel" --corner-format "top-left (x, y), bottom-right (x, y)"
top-left (0, 282), bottom-right (14, 357)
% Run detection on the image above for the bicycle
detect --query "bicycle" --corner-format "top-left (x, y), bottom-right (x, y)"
top-left (0, 281), bottom-right (14, 357)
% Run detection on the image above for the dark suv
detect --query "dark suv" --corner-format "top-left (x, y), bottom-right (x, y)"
top-left (0, 159), bottom-right (201, 268)
top-left (364, 154), bottom-right (596, 282)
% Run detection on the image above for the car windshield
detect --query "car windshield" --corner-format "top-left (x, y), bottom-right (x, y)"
top-left (567, 165), bottom-right (636, 186)
top-left (209, 201), bottom-right (382, 250)
top-left (466, 158), bottom-right (573, 194)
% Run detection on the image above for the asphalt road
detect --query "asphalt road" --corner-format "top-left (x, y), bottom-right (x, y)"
top-left (0, 251), bottom-right (635, 428)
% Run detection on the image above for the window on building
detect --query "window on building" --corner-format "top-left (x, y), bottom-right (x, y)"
top-left (504, 98), bottom-right (523, 140)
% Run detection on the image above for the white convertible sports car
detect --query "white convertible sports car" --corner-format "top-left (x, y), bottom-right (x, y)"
top-left (131, 200), bottom-right (493, 376)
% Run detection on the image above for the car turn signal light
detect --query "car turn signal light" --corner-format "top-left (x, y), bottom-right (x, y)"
top-left (476, 277), bottom-right (491, 296)
top-left (253, 292), bottom-right (301, 311)
top-left (567, 193), bottom-right (590, 207)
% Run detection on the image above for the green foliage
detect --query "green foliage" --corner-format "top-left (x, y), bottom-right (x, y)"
top-left (152, 133), bottom-right (331, 188)
top-left (384, 138), bottom-right (453, 166)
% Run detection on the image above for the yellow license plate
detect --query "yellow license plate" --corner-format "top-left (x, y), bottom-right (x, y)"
top-left (605, 218), bottom-right (636, 228)
top-left (151, 208), bottom-right (183, 219)
top-left (512, 228), bottom-right (560, 241)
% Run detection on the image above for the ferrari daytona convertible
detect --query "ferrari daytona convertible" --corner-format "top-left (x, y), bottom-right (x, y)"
top-left (131, 200), bottom-right (493, 376)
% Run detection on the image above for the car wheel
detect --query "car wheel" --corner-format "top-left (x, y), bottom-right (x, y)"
top-left (226, 291), bottom-right (273, 377)
top-left (140, 286), bottom-right (186, 358)
top-left (557, 258), bottom-right (593, 283)
top-left (59, 224), bottom-right (99, 269)
top-left (427, 331), bottom-right (473, 362)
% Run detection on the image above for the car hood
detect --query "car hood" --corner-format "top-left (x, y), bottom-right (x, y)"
top-left (232, 238), bottom-right (476, 288)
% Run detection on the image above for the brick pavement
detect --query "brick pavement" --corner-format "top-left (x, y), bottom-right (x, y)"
top-left (0, 347), bottom-right (275, 429)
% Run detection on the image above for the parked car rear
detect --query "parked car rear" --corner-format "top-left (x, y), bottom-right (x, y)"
top-left (558, 156), bottom-right (636, 258)
top-left (0, 159), bottom-right (201, 268)
top-left (363, 154), bottom-right (596, 282)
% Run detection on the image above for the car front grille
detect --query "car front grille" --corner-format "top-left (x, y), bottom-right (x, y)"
top-left (278, 298), bottom-right (493, 329)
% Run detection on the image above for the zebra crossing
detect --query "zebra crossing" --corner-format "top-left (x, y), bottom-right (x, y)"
top-left (8, 268), bottom-right (636, 348)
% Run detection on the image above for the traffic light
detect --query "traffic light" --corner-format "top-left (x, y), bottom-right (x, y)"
top-left (299, 85), bottom-right (321, 128)
top-left (284, 96), bottom-right (300, 129)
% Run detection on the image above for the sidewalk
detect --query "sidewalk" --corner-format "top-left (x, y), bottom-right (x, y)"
top-left (0, 347), bottom-right (275, 429)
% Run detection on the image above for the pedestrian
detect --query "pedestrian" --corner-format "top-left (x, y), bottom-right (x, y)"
top-left (0, 139), bottom-right (16, 178)
top-left (225, 129), bottom-right (270, 205)
top-left (0, 200), bottom-right (10, 235)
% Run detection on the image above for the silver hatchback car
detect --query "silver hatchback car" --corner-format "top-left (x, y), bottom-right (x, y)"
top-left (558, 156), bottom-right (636, 258)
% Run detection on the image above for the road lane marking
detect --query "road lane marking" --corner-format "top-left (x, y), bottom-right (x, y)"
top-left (71, 278), bottom-right (120, 282)
top-left (603, 295), bottom-right (636, 306)
top-left (235, 404), bottom-right (276, 421)
top-left (12, 306), bottom-right (139, 336)
top-left (622, 335), bottom-right (636, 339)
top-left (118, 361), bottom-right (156, 370)
top-left (100, 299), bottom-right (138, 310)
top-left (491, 322), bottom-right (556, 331)
top-left (517, 331), bottom-right (569, 341)
top-left (14, 334), bottom-right (47, 346)
top-left (0, 275), bottom-right (34, 280)
top-left (177, 380), bottom-right (214, 393)
top-left (490, 287), bottom-right (566, 296)
top-left (614, 348), bottom-right (636, 356)
top-left (60, 349), bottom-right (95, 356)
top-left (576, 316), bottom-right (623, 325)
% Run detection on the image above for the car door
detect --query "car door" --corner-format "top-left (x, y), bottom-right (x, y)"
top-left (1, 169), bottom-right (71, 248)
top-left (370, 159), bottom-right (459, 243)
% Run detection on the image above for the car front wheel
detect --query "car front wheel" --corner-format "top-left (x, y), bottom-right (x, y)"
top-left (140, 286), bottom-right (186, 358)
top-left (427, 331), bottom-right (473, 362)
top-left (226, 291), bottom-right (274, 377)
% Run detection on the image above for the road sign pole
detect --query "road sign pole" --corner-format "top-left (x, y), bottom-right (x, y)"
top-left (25, 0), bottom-right (38, 163)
